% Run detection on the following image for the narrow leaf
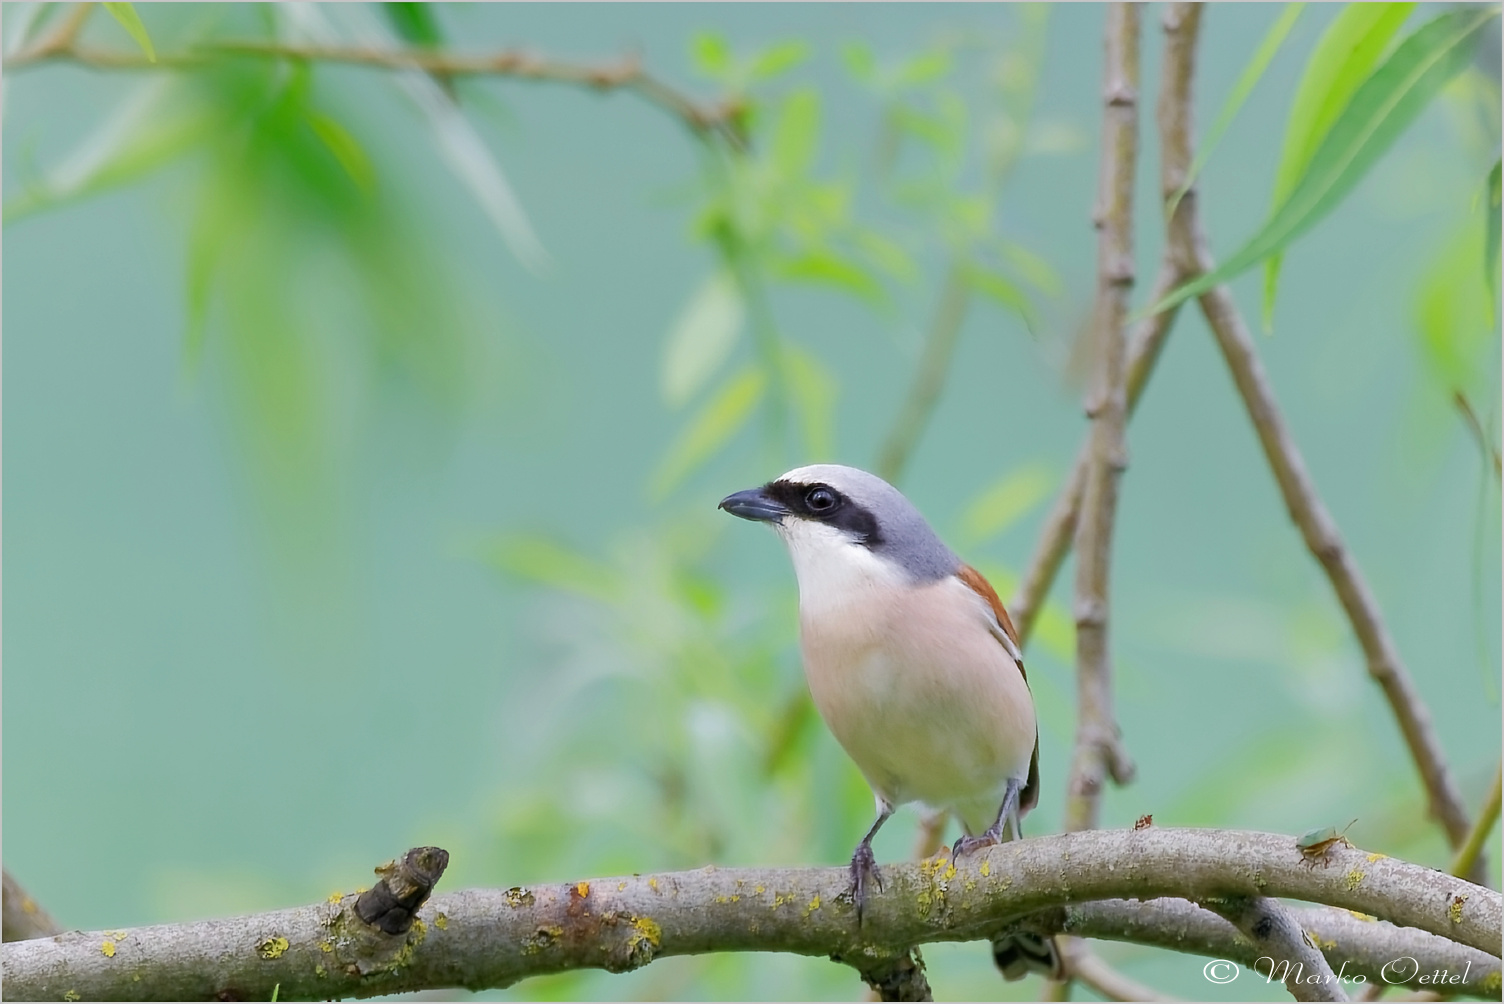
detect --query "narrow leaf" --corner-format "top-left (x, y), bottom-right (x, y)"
top-left (306, 112), bottom-right (376, 194)
top-left (1486, 158), bottom-right (1501, 318)
top-left (661, 271), bottom-right (745, 408)
top-left (782, 343), bottom-right (837, 460)
top-left (772, 249), bottom-right (886, 306)
top-left (692, 32), bottom-right (732, 79)
top-left (652, 368), bottom-right (766, 497)
top-left (1264, 3), bottom-right (1416, 326)
top-left (1168, 4), bottom-right (1305, 219)
top-left (771, 89), bottom-right (820, 178)
top-left (959, 463), bottom-right (1056, 545)
top-left (1147, 6), bottom-right (1498, 319)
top-left (481, 535), bottom-right (624, 604)
top-left (102, 2), bottom-right (155, 62)
top-left (962, 263), bottom-right (1039, 334)
top-left (749, 40), bottom-right (810, 82)
top-left (383, 2), bottom-right (443, 47)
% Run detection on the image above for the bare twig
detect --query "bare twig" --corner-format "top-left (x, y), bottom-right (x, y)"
top-left (1206, 896), bottom-right (1347, 1002)
top-left (2, 870), bottom-right (63, 943)
top-left (1067, 943), bottom-right (1181, 1002)
top-left (1064, 0), bottom-right (1140, 837)
top-left (2, 830), bottom-right (1496, 1001)
top-left (5, 36), bottom-right (745, 148)
top-left (874, 263), bottom-right (971, 485)
top-left (1451, 760), bottom-right (1503, 880)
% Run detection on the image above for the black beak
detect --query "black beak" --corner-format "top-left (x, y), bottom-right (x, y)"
top-left (718, 486), bottom-right (789, 523)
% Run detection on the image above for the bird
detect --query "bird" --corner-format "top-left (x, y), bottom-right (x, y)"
top-left (719, 463), bottom-right (1060, 981)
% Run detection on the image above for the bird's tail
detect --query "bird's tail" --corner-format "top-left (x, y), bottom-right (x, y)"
top-left (991, 931), bottom-right (1063, 982)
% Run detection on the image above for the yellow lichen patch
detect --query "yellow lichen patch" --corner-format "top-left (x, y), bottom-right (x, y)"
top-left (1482, 970), bottom-right (1501, 995)
top-left (504, 887), bottom-right (535, 908)
top-left (1365, 852), bottom-right (1386, 863)
top-left (979, 860), bottom-right (990, 878)
top-left (64, 992), bottom-right (81, 1002)
top-left (618, 882), bottom-right (627, 891)
top-left (648, 878), bottom-right (659, 892)
top-left (1305, 930), bottom-right (1336, 951)
top-left (772, 891), bottom-right (794, 908)
top-left (434, 913), bottom-right (449, 931)
top-left (577, 881), bottom-right (590, 898)
top-left (101, 940), bottom-right (116, 958)
top-left (804, 895), bottom-right (821, 917)
top-left (1346, 911), bottom-right (1376, 922)
top-left (320, 941), bottom-right (334, 953)
top-left (1344, 869), bottom-right (1365, 891)
top-left (257, 936), bottom-right (290, 959)
top-left (1449, 894), bottom-right (1468, 924)
top-left (105, 930), bottom-right (128, 940)
top-left (315, 964), bottom-right (327, 979)
top-left (20, 897), bottom-right (37, 915)
top-left (327, 891), bottom-right (344, 904)
top-left (754, 885), bottom-right (765, 895)
top-left (631, 915), bottom-right (662, 946)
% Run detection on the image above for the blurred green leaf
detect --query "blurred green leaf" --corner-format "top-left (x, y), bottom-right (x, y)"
top-left (653, 367), bottom-right (766, 497)
top-left (692, 32), bottom-right (732, 80)
top-left (840, 40), bottom-right (876, 85)
top-left (961, 262), bottom-right (1037, 332)
top-left (772, 249), bottom-right (886, 306)
top-left (661, 271), bottom-right (745, 409)
top-left (854, 228), bottom-right (919, 284)
top-left (749, 40), bottom-right (810, 82)
top-left (481, 535), bottom-right (625, 604)
top-left (1168, 3), bottom-right (1305, 218)
top-left (1148, 6), bottom-right (1498, 319)
top-left (894, 48), bottom-right (952, 89)
top-left (102, 2), bottom-right (155, 63)
top-left (1415, 226), bottom-right (1493, 397)
top-left (771, 89), bottom-right (820, 178)
top-left (383, 2), bottom-right (444, 47)
top-left (782, 343), bottom-right (837, 460)
top-left (998, 240), bottom-right (1063, 297)
top-left (1486, 158), bottom-right (1501, 318)
top-left (959, 463), bottom-right (1055, 545)
top-left (1264, 3), bottom-right (1416, 327)
top-left (306, 111), bottom-right (376, 194)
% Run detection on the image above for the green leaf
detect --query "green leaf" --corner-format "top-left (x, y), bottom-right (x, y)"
top-left (661, 271), bottom-right (745, 408)
top-left (652, 368), bottom-right (766, 497)
top-left (749, 40), bottom-right (810, 82)
top-left (1147, 6), bottom-right (1498, 319)
top-left (894, 48), bottom-right (952, 89)
top-left (841, 41), bottom-right (876, 84)
top-left (854, 228), bottom-right (919, 283)
top-left (306, 112), bottom-right (376, 194)
top-left (782, 343), bottom-right (837, 460)
top-left (1168, 4), bottom-right (1305, 219)
top-left (383, 2), bottom-right (444, 47)
top-left (772, 250), bottom-right (886, 306)
top-left (1264, 3), bottom-right (1416, 326)
top-left (481, 535), bottom-right (624, 604)
top-left (771, 89), bottom-right (820, 178)
top-left (1415, 226), bottom-right (1493, 397)
top-left (102, 3), bottom-right (154, 63)
top-left (998, 240), bottom-right (1063, 297)
top-left (959, 463), bottom-right (1056, 545)
top-left (961, 263), bottom-right (1039, 334)
top-left (692, 32), bottom-right (732, 80)
top-left (1485, 158), bottom-right (1501, 318)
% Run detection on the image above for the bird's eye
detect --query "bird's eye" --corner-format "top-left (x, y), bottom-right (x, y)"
top-left (806, 487), bottom-right (837, 512)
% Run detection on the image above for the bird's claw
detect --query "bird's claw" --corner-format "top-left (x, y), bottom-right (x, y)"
top-left (849, 842), bottom-right (882, 924)
top-left (951, 831), bottom-right (999, 860)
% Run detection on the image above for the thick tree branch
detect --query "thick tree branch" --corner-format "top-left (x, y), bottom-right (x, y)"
top-left (3, 870), bottom-right (63, 944)
top-left (5, 830), bottom-right (1496, 1001)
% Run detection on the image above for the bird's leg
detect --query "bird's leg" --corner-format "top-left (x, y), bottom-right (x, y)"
top-left (951, 778), bottom-right (1022, 859)
top-left (849, 799), bottom-right (894, 925)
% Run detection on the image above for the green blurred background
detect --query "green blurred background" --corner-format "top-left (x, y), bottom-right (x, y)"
top-left (3, 3), bottom-right (1499, 1000)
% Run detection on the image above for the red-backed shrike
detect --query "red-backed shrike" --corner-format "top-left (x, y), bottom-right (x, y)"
top-left (721, 464), bottom-right (1058, 980)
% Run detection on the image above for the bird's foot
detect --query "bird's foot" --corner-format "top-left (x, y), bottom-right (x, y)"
top-left (849, 842), bottom-right (882, 924)
top-left (951, 831), bottom-right (1000, 860)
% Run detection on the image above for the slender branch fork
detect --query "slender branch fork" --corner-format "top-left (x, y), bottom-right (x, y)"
top-left (2, 832), bottom-right (1498, 1002)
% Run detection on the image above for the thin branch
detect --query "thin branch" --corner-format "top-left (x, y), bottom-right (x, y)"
top-left (1064, 0), bottom-right (1140, 837)
top-left (1454, 390), bottom-right (1503, 481)
top-left (2, 830), bottom-right (1496, 1001)
top-left (1055, 936), bottom-right (1181, 1002)
top-left (5, 36), bottom-right (745, 148)
top-left (1205, 896), bottom-right (1347, 1003)
top-left (874, 263), bottom-right (971, 485)
top-left (1452, 760), bottom-right (1503, 879)
top-left (2, 870), bottom-right (63, 943)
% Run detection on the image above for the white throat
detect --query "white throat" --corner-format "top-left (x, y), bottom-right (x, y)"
top-left (774, 518), bottom-right (908, 615)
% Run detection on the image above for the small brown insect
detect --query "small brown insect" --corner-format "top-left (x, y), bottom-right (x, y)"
top-left (1133, 814), bottom-right (1153, 830)
top-left (1297, 819), bottom-right (1356, 867)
